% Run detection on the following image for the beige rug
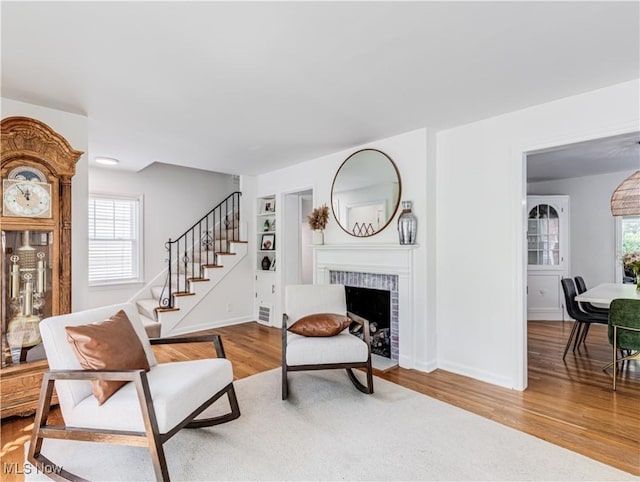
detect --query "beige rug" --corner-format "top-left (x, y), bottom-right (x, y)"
top-left (27, 368), bottom-right (635, 481)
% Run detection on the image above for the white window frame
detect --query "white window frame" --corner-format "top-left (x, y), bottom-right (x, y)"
top-left (614, 215), bottom-right (640, 283)
top-left (88, 192), bottom-right (144, 286)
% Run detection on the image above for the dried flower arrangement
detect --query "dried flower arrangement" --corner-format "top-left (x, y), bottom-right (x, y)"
top-left (307, 204), bottom-right (330, 231)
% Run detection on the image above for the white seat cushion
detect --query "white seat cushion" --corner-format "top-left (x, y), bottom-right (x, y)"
top-left (63, 358), bottom-right (233, 434)
top-left (40, 303), bottom-right (157, 411)
top-left (286, 332), bottom-right (369, 366)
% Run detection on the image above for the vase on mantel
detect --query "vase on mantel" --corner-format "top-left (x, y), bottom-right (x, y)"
top-left (397, 201), bottom-right (417, 245)
top-left (312, 230), bottom-right (324, 245)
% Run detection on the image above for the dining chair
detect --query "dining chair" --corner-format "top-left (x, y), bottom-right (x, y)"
top-left (573, 276), bottom-right (610, 344)
top-left (605, 298), bottom-right (640, 391)
top-left (560, 278), bottom-right (608, 359)
top-left (574, 276), bottom-right (610, 315)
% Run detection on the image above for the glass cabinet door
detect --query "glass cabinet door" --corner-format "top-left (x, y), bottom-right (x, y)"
top-left (527, 204), bottom-right (560, 266)
top-left (2, 229), bottom-right (53, 366)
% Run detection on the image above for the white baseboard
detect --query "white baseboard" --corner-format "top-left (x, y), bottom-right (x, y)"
top-left (436, 359), bottom-right (518, 390)
top-left (167, 315), bottom-right (254, 337)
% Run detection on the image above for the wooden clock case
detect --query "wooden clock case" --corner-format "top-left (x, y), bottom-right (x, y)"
top-left (1, 116), bottom-right (83, 418)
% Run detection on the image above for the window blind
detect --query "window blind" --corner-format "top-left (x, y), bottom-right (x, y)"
top-left (88, 195), bottom-right (141, 284)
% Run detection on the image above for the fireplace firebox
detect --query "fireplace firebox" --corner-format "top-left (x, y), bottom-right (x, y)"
top-left (345, 286), bottom-right (391, 358)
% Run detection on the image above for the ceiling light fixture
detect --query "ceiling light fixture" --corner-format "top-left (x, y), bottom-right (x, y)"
top-left (95, 157), bottom-right (119, 166)
top-left (611, 170), bottom-right (640, 216)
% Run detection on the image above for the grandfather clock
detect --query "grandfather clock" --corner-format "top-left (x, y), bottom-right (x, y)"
top-left (0, 116), bottom-right (83, 418)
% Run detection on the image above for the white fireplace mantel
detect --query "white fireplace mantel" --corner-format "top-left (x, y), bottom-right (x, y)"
top-left (314, 244), bottom-right (418, 369)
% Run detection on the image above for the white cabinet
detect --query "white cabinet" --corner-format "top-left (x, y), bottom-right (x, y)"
top-left (527, 195), bottom-right (569, 320)
top-left (255, 271), bottom-right (276, 326)
top-left (255, 195), bottom-right (277, 325)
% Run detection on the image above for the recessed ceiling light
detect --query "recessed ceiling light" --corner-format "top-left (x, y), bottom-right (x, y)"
top-left (95, 157), bottom-right (119, 166)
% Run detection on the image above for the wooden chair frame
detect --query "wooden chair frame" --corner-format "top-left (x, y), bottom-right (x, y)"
top-left (28, 335), bottom-right (241, 482)
top-left (281, 311), bottom-right (374, 400)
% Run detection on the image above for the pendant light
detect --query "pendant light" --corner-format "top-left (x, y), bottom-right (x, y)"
top-left (610, 170), bottom-right (640, 216)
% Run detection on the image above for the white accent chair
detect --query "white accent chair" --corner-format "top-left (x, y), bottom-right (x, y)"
top-left (282, 284), bottom-right (373, 400)
top-left (28, 303), bottom-right (240, 482)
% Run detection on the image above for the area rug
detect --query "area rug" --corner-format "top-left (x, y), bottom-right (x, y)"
top-left (26, 369), bottom-right (634, 481)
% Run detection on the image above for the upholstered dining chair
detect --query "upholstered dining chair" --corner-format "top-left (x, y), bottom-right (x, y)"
top-left (573, 276), bottom-right (610, 344)
top-left (281, 284), bottom-right (373, 400)
top-left (28, 303), bottom-right (240, 481)
top-left (574, 276), bottom-right (610, 315)
top-left (560, 278), bottom-right (608, 359)
top-left (606, 298), bottom-right (640, 391)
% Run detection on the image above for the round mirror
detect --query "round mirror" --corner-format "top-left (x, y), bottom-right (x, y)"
top-left (331, 149), bottom-right (401, 237)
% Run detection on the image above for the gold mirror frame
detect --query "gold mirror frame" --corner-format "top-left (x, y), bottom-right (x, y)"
top-left (331, 149), bottom-right (402, 238)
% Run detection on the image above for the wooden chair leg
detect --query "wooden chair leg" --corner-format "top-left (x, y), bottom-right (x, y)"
top-left (345, 364), bottom-right (374, 394)
top-left (147, 435), bottom-right (170, 482)
top-left (28, 374), bottom-right (86, 482)
top-left (282, 365), bottom-right (289, 400)
top-left (133, 373), bottom-right (170, 482)
top-left (186, 383), bottom-right (241, 428)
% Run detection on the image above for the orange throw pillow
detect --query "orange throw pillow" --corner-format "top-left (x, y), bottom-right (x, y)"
top-left (288, 313), bottom-right (352, 337)
top-left (65, 309), bottom-right (150, 405)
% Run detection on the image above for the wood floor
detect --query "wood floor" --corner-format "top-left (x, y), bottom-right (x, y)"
top-left (1, 320), bottom-right (638, 480)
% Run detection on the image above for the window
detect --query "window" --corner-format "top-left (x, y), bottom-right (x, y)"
top-left (616, 215), bottom-right (640, 282)
top-left (88, 194), bottom-right (143, 285)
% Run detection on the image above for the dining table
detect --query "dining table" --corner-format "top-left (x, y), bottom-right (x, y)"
top-left (575, 282), bottom-right (640, 306)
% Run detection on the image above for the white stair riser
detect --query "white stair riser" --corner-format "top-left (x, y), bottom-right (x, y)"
top-left (155, 244), bottom-right (246, 335)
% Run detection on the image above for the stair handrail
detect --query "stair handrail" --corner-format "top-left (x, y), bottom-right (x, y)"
top-left (160, 191), bottom-right (241, 309)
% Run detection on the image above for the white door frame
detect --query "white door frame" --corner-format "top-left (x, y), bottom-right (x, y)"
top-left (516, 123), bottom-right (639, 390)
top-left (280, 186), bottom-right (314, 311)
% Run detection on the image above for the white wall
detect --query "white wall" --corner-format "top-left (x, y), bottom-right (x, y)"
top-left (1, 98), bottom-right (90, 310)
top-left (528, 170), bottom-right (635, 287)
top-left (436, 79), bottom-right (639, 389)
top-left (87, 162), bottom-right (238, 308)
top-left (256, 128), bottom-right (435, 370)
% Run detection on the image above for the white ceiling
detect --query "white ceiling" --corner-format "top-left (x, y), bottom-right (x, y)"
top-left (2, 2), bottom-right (639, 175)
top-left (527, 132), bottom-right (640, 183)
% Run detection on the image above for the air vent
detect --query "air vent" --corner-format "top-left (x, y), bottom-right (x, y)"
top-left (258, 305), bottom-right (272, 325)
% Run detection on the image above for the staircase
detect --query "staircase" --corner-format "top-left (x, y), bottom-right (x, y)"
top-left (129, 192), bottom-right (247, 337)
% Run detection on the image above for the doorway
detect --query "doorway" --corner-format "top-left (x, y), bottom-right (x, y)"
top-left (282, 189), bottom-right (313, 287)
top-left (523, 131), bottom-right (639, 383)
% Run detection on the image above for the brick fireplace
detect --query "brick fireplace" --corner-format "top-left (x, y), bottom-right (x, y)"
top-left (330, 271), bottom-right (398, 361)
top-left (314, 244), bottom-right (417, 369)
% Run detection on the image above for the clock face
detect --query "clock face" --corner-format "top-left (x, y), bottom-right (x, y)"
top-left (2, 179), bottom-right (52, 218)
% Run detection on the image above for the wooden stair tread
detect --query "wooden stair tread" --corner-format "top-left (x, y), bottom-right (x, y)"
top-left (216, 252), bottom-right (236, 255)
top-left (155, 307), bottom-right (179, 313)
top-left (188, 277), bottom-right (210, 282)
top-left (173, 292), bottom-right (195, 297)
top-left (202, 264), bottom-right (223, 269)
top-left (229, 240), bottom-right (248, 244)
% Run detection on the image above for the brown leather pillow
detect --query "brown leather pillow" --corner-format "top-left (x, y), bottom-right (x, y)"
top-left (65, 309), bottom-right (150, 405)
top-left (288, 313), bottom-right (352, 337)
